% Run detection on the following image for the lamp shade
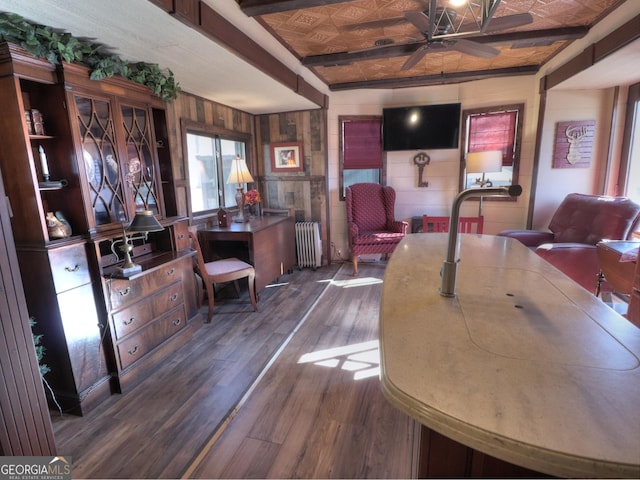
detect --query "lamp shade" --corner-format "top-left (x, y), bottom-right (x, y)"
top-left (466, 150), bottom-right (503, 174)
top-left (226, 156), bottom-right (255, 184)
top-left (127, 210), bottom-right (164, 232)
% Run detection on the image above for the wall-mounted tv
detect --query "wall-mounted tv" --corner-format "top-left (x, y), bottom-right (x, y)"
top-left (382, 103), bottom-right (461, 151)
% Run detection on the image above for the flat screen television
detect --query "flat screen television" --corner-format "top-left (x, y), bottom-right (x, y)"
top-left (382, 103), bottom-right (461, 151)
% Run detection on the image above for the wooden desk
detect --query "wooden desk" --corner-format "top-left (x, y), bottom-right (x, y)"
top-left (200, 216), bottom-right (295, 292)
top-left (380, 234), bottom-right (640, 478)
top-left (596, 240), bottom-right (639, 295)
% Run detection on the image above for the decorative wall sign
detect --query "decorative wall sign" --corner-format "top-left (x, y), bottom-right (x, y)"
top-left (413, 152), bottom-right (430, 187)
top-left (552, 120), bottom-right (595, 168)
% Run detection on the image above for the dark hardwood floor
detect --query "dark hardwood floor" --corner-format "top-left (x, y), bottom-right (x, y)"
top-left (51, 261), bottom-right (417, 479)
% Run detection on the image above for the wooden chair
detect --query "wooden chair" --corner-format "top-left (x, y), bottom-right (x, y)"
top-left (188, 227), bottom-right (258, 323)
top-left (422, 215), bottom-right (484, 234)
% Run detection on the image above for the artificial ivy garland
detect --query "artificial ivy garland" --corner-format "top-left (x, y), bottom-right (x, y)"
top-left (0, 12), bottom-right (180, 102)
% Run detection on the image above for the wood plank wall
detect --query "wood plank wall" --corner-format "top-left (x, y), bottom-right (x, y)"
top-left (166, 92), bottom-right (330, 264)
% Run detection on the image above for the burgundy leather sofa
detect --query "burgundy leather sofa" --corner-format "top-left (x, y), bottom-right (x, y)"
top-left (498, 193), bottom-right (640, 292)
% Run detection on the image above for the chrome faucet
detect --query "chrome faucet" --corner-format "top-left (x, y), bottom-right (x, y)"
top-left (440, 185), bottom-right (523, 297)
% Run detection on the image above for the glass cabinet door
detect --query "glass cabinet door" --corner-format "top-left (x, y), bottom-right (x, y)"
top-left (74, 95), bottom-right (127, 226)
top-left (120, 104), bottom-right (160, 215)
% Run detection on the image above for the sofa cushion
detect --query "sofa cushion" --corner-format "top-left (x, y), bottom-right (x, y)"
top-left (549, 193), bottom-right (640, 244)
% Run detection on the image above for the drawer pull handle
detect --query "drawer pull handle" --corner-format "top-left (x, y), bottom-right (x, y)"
top-left (118, 287), bottom-right (131, 296)
top-left (128, 345), bottom-right (139, 356)
top-left (166, 268), bottom-right (175, 276)
top-left (178, 234), bottom-right (185, 240)
top-left (169, 293), bottom-right (179, 302)
top-left (173, 318), bottom-right (182, 326)
top-left (64, 264), bottom-right (80, 272)
top-left (123, 317), bottom-right (135, 326)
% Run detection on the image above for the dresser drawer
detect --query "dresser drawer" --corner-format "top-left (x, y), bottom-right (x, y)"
top-left (49, 243), bottom-right (91, 293)
top-left (111, 300), bottom-right (154, 340)
top-left (111, 281), bottom-right (183, 339)
top-left (151, 281), bottom-right (183, 315)
top-left (107, 262), bottom-right (181, 310)
top-left (108, 278), bottom-right (144, 310)
top-left (115, 305), bottom-right (187, 370)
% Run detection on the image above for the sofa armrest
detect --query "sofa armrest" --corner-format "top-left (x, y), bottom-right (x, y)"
top-left (498, 229), bottom-right (555, 247)
top-left (535, 243), bottom-right (600, 292)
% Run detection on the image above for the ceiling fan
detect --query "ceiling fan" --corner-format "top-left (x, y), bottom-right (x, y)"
top-left (344, 0), bottom-right (533, 70)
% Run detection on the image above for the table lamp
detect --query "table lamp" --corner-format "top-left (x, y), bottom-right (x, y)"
top-left (226, 155), bottom-right (255, 223)
top-left (465, 150), bottom-right (503, 216)
top-left (113, 210), bottom-right (164, 277)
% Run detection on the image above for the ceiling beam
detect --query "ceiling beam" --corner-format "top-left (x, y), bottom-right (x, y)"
top-left (237, 0), bottom-right (350, 17)
top-left (328, 65), bottom-right (539, 91)
top-left (302, 27), bottom-right (588, 67)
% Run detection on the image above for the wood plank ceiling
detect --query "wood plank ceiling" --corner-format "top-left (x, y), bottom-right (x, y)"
top-left (238, 0), bottom-right (625, 90)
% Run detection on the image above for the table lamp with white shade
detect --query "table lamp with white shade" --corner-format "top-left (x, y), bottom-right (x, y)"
top-left (465, 150), bottom-right (503, 216)
top-left (226, 155), bottom-right (254, 223)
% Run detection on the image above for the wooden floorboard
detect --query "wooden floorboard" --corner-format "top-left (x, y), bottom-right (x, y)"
top-left (187, 262), bottom-right (416, 479)
top-left (51, 261), bottom-right (417, 479)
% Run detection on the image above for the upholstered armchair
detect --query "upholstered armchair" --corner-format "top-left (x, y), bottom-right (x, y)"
top-left (345, 183), bottom-right (408, 275)
top-left (499, 193), bottom-right (640, 292)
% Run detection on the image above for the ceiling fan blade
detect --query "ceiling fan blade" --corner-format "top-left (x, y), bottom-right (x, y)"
top-left (401, 45), bottom-right (429, 71)
top-left (449, 38), bottom-right (499, 58)
top-left (484, 13), bottom-right (533, 33)
top-left (403, 10), bottom-right (431, 34)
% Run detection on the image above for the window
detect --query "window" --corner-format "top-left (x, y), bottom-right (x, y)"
top-left (183, 122), bottom-right (250, 216)
top-left (339, 116), bottom-right (384, 200)
top-left (618, 82), bottom-right (640, 203)
top-left (459, 104), bottom-right (523, 191)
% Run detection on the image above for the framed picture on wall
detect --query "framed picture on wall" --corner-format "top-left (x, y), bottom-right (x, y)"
top-left (271, 142), bottom-right (304, 172)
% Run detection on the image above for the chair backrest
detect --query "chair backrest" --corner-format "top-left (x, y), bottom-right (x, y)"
top-left (423, 215), bottom-right (484, 234)
top-left (187, 227), bottom-right (208, 277)
top-left (422, 216), bottom-right (450, 232)
top-left (346, 183), bottom-right (397, 231)
top-left (549, 193), bottom-right (640, 244)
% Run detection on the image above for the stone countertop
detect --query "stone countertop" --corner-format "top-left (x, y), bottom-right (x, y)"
top-left (379, 233), bottom-right (640, 478)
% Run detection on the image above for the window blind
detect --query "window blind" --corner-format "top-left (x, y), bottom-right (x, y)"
top-left (343, 119), bottom-right (382, 169)
top-left (467, 111), bottom-right (517, 166)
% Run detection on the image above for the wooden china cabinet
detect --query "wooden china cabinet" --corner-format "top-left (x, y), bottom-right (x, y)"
top-left (0, 43), bottom-right (199, 415)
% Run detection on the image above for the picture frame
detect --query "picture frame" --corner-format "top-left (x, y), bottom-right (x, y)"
top-left (270, 142), bottom-right (304, 172)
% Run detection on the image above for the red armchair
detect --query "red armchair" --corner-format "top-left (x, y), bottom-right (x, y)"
top-left (346, 183), bottom-right (408, 275)
top-left (499, 193), bottom-right (640, 292)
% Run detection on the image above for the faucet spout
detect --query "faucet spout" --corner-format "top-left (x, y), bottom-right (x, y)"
top-left (440, 185), bottom-right (522, 297)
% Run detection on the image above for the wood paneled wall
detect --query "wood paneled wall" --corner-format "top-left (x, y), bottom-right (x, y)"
top-left (166, 92), bottom-right (330, 264)
top-left (256, 109), bottom-right (329, 262)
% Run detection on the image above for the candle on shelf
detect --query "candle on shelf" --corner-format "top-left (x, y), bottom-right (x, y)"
top-left (39, 145), bottom-right (50, 180)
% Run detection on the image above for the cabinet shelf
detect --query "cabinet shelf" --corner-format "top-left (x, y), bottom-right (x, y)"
top-left (29, 134), bottom-right (55, 140)
top-left (38, 179), bottom-right (68, 190)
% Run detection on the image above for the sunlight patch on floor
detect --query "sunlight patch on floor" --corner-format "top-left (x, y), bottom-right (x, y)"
top-left (331, 277), bottom-right (383, 288)
top-left (298, 340), bottom-right (380, 380)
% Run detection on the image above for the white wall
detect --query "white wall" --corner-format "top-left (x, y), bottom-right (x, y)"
top-left (531, 88), bottom-right (617, 229)
top-left (327, 76), bottom-right (539, 259)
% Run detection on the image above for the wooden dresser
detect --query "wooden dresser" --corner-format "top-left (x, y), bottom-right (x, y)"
top-left (0, 43), bottom-right (200, 414)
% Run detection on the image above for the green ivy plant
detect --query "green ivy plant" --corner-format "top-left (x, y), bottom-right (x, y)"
top-left (29, 317), bottom-right (62, 414)
top-left (0, 12), bottom-right (180, 102)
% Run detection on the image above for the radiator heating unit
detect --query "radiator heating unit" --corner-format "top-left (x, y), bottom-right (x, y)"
top-left (295, 222), bottom-right (322, 269)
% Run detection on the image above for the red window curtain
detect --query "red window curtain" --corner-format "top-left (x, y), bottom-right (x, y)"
top-left (467, 111), bottom-right (517, 166)
top-left (343, 119), bottom-right (382, 169)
